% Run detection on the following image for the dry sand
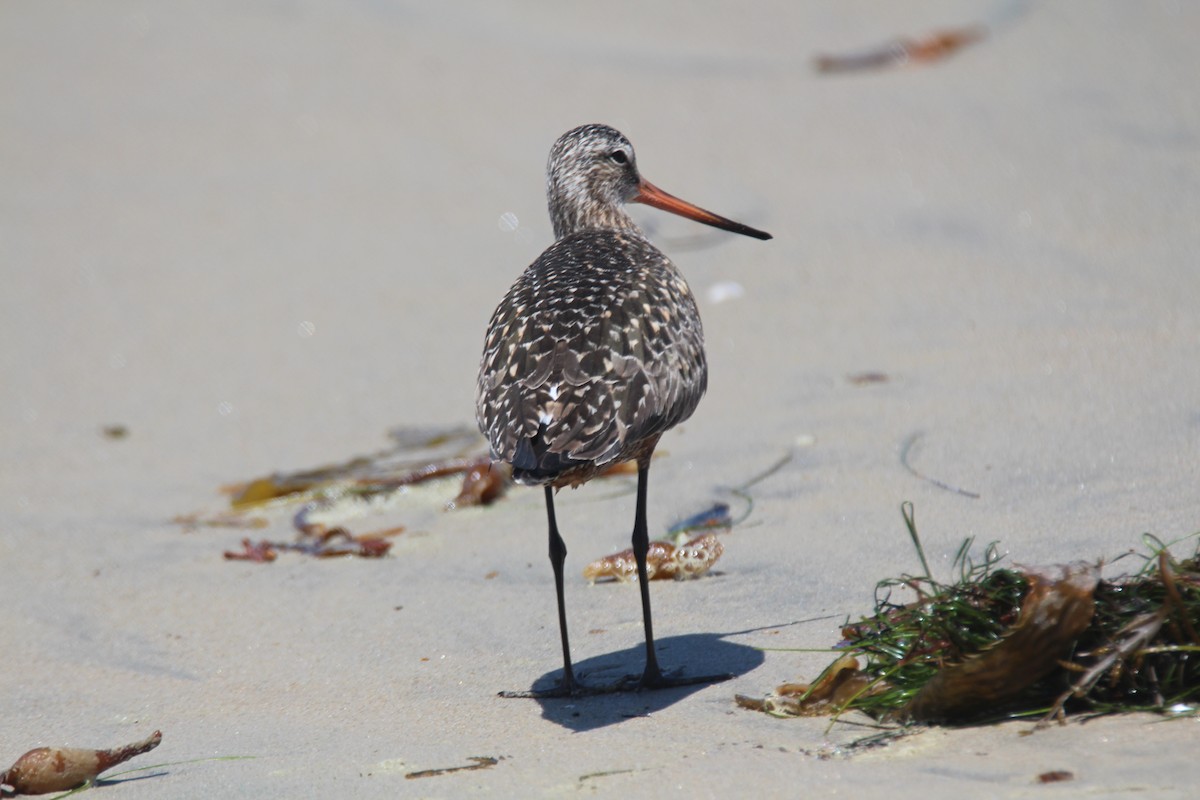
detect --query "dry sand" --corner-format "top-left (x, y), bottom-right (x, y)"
top-left (3, 1), bottom-right (1199, 796)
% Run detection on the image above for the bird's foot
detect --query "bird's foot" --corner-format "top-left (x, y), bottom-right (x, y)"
top-left (498, 683), bottom-right (588, 699)
top-left (498, 669), bottom-right (589, 699)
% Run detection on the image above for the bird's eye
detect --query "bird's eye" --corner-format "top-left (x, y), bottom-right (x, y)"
top-left (609, 150), bottom-right (628, 164)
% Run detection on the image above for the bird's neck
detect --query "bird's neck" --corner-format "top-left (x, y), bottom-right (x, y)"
top-left (547, 184), bottom-right (642, 240)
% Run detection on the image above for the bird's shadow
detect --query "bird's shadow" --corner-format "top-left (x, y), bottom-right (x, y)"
top-left (504, 633), bottom-right (763, 731)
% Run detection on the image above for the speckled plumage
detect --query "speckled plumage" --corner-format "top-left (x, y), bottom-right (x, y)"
top-left (476, 124), bottom-right (769, 695)
top-left (477, 228), bottom-right (705, 486)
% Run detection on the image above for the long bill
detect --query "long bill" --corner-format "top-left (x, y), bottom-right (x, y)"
top-left (633, 178), bottom-right (772, 241)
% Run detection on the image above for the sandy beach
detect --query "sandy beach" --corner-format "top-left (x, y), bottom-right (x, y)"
top-left (3, 1), bottom-right (1199, 796)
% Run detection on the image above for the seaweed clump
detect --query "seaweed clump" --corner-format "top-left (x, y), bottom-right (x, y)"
top-left (737, 503), bottom-right (1200, 726)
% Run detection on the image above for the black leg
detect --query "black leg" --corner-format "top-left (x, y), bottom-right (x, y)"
top-left (545, 485), bottom-right (577, 691)
top-left (633, 460), bottom-right (734, 691)
top-left (632, 463), bottom-right (666, 686)
top-left (500, 485), bottom-right (583, 699)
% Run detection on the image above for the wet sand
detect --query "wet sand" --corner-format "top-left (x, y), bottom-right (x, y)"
top-left (3, 1), bottom-right (1198, 796)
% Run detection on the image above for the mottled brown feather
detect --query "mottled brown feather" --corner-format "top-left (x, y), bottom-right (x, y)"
top-left (477, 229), bottom-right (705, 487)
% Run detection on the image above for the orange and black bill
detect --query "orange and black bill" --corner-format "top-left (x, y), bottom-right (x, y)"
top-left (634, 179), bottom-right (772, 241)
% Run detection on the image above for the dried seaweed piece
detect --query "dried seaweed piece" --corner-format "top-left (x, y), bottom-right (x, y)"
top-left (405, 756), bottom-right (499, 780)
top-left (904, 563), bottom-right (1099, 722)
top-left (222, 424), bottom-right (487, 512)
top-left (298, 526), bottom-right (394, 559)
top-left (583, 532), bottom-right (723, 584)
top-left (339, 536), bottom-right (391, 558)
top-left (447, 460), bottom-right (511, 509)
top-left (223, 526), bottom-right (400, 562)
top-left (224, 538), bottom-right (277, 562)
top-left (846, 372), bottom-right (889, 385)
top-left (735, 654), bottom-right (881, 717)
top-left (1037, 770), bottom-right (1074, 784)
top-left (0, 730), bottom-right (161, 796)
top-left (815, 26), bottom-right (985, 73)
top-left (228, 475), bottom-right (318, 509)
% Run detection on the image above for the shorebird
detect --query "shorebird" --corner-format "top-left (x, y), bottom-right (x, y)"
top-left (477, 124), bottom-right (771, 695)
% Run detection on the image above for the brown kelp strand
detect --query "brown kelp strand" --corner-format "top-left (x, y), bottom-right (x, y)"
top-left (1, 731), bottom-right (161, 796)
top-left (447, 460), bottom-right (512, 509)
top-left (223, 525), bottom-right (402, 562)
top-left (405, 756), bottom-right (500, 780)
top-left (814, 26), bottom-right (985, 74)
top-left (223, 425), bottom-right (487, 511)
